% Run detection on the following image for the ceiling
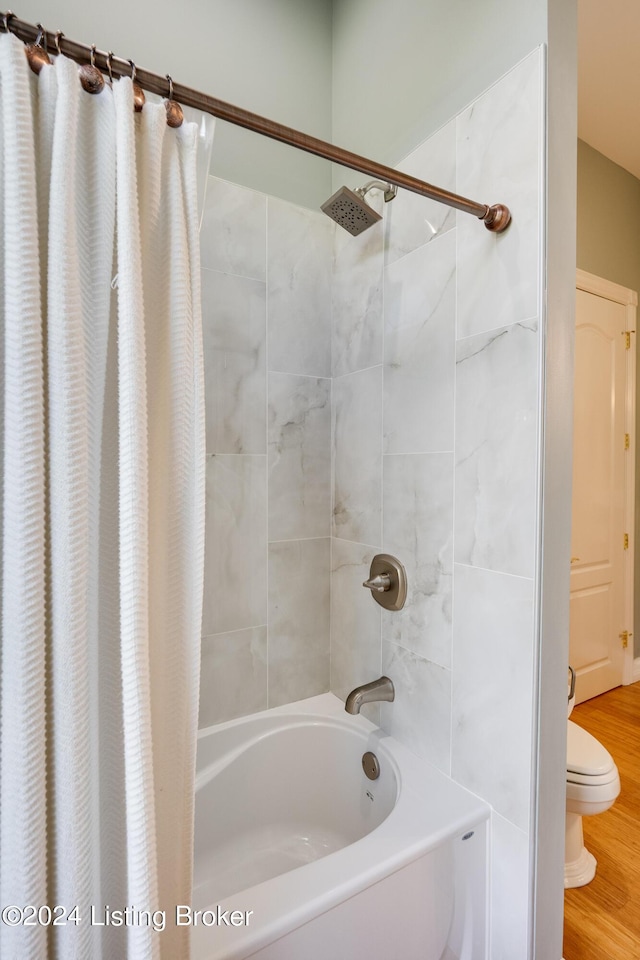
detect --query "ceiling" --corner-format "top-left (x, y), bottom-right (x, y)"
top-left (578, 0), bottom-right (640, 180)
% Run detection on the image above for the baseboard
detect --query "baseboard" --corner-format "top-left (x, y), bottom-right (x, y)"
top-left (633, 657), bottom-right (640, 683)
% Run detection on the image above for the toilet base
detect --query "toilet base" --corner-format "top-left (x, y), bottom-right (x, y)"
top-left (564, 811), bottom-right (597, 888)
top-left (564, 845), bottom-right (596, 888)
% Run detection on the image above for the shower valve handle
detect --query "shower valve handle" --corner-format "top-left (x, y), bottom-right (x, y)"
top-left (361, 555), bottom-right (407, 611)
top-left (363, 573), bottom-right (391, 593)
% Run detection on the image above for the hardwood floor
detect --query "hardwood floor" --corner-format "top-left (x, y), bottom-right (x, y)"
top-left (563, 682), bottom-right (640, 960)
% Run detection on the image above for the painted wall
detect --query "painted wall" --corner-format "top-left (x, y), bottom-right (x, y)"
top-left (21, 0), bottom-right (549, 206)
top-left (576, 139), bottom-right (640, 658)
top-left (16, 0), bottom-right (334, 207)
top-left (577, 140), bottom-right (640, 296)
top-left (19, 0), bottom-right (549, 207)
top-left (533, 3), bottom-right (577, 954)
top-left (331, 0), bottom-right (546, 182)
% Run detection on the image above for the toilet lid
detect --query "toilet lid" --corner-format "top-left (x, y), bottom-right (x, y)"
top-left (567, 720), bottom-right (616, 777)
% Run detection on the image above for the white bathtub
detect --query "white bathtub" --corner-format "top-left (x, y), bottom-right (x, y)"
top-left (191, 693), bottom-right (489, 960)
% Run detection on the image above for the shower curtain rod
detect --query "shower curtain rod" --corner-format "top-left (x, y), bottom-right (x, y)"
top-left (2, 13), bottom-right (512, 232)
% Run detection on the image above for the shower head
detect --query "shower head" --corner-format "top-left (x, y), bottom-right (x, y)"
top-left (321, 186), bottom-right (381, 236)
top-left (321, 181), bottom-right (397, 236)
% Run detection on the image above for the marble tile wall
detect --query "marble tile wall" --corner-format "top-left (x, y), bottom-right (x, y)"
top-left (329, 49), bottom-right (543, 960)
top-left (199, 180), bottom-right (333, 729)
top-left (199, 47), bottom-right (543, 957)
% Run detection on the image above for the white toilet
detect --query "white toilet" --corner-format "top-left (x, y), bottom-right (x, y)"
top-left (565, 673), bottom-right (620, 888)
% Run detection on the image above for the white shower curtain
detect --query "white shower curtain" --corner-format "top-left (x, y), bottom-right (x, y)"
top-left (0, 32), bottom-right (205, 960)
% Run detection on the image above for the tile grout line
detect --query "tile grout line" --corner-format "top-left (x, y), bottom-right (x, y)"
top-left (265, 195), bottom-right (270, 711)
top-left (451, 117), bottom-right (460, 782)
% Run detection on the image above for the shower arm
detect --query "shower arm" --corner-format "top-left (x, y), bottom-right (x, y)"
top-left (1, 13), bottom-right (511, 233)
top-left (355, 181), bottom-right (398, 203)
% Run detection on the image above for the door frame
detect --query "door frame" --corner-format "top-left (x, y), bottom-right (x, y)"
top-left (576, 268), bottom-right (637, 686)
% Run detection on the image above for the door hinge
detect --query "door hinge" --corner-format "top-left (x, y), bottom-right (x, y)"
top-left (625, 433), bottom-right (630, 450)
top-left (624, 533), bottom-right (630, 550)
top-left (620, 630), bottom-right (632, 649)
top-left (624, 330), bottom-right (636, 349)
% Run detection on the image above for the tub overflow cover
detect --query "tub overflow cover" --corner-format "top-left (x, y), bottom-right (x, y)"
top-left (362, 751), bottom-right (380, 780)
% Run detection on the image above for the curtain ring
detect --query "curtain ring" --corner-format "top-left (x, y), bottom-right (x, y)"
top-left (164, 73), bottom-right (183, 128)
top-left (25, 21), bottom-right (52, 74)
top-left (79, 43), bottom-right (105, 95)
top-left (54, 30), bottom-right (64, 56)
top-left (2, 11), bottom-right (15, 33)
top-left (129, 59), bottom-right (145, 113)
top-left (105, 50), bottom-right (114, 85)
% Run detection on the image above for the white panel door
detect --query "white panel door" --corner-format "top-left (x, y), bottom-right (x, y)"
top-left (570, 286), bottom-right (627, 702)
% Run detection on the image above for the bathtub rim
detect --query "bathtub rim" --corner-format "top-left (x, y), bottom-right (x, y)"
top-left (195, 713), bottom-right (402, 799)
top-left (192, 692), bottom-right (490, 960)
